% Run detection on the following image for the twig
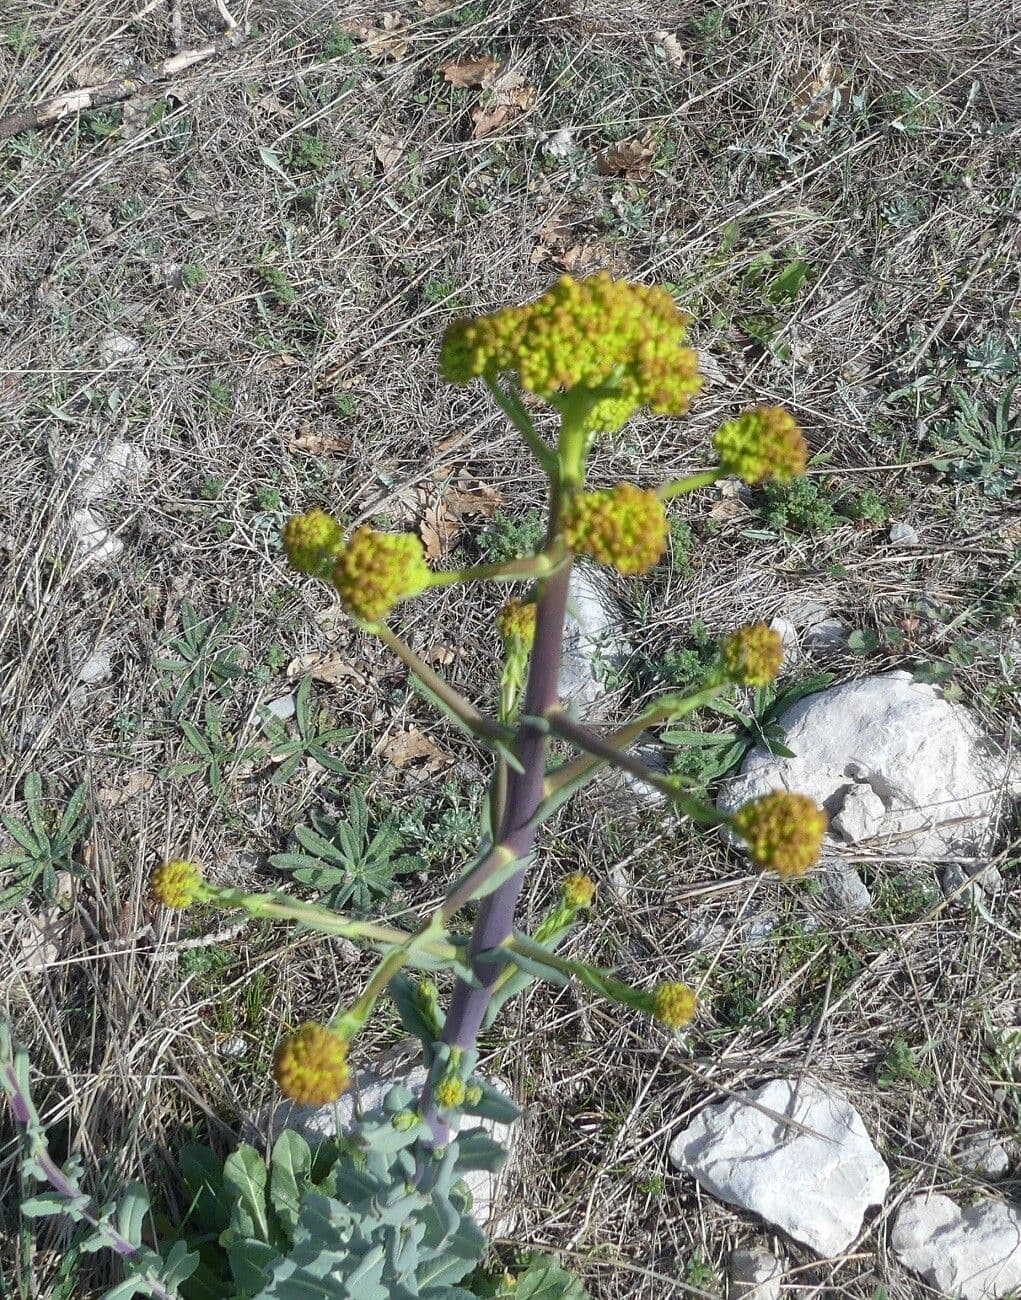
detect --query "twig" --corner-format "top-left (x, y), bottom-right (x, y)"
top-left (169, 0), bottom-right (184, 50)
top-left (0, 26), bottom-right (246, 142)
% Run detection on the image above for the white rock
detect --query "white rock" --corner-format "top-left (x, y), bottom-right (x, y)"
top-left (265, 694), bottom-right (296, 721)
top-left (255, 1064), bottom-right (514, 1227)
top-left (718, 672), bottom-right (1011, 859)
top-left (98, 332), bottom-right (141, 366)
top-left (942, 862), bottom-right (1004, 900)
top-left (831, 783), bottom-right (886, 843)
top-left (816, 861), bottom-right (871, 913)
top-left (560, 566), bottom-right (630, 716)
top-left (786, 596), bottom-right (831, 630)
top-left (955, 1131), bottom-right (1010, 1179)
top-left (769, 616), bottom-right (799, 662)
top-left (78, 650), bottom-right (112, 685)
top-left (668, 1077), bottom-right (889, 1256)
top-left (218, 1034), bottom-right (248, 1059)
top-left (730, 1244), bottom-right (784, 1299)
top-left (543, 127), bottom-right (575, 157)
top-left (889, 520), bottom-right (919, 545)
top-left (803, 617), bottom-right (849, 654)
top-left (892, 1194), bottom-right (1021, 1299)
top-left (70, 508), bottom-right (123, 566)
top-left (78, 440), bottom-right (150, 500)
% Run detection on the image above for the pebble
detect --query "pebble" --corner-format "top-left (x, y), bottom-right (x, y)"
top-left (892, 1194), bottom-right (1021, 1299)
top-left (955, 1130), bottom-right (1010, 1180)
top-left (730, 1244), bottom-right (784, 1299)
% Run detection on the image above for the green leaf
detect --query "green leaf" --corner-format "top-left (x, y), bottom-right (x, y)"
top-left (511, 1254), bottom-right (590, 1299)
top-left (222, 1145), bottom-right (270, 1243)
top-left (269, 1131), bottom-right (311, 1238)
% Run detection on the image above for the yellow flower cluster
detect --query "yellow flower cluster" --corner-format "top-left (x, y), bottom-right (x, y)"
top-left (331, 526), bottom-right (431, 622)
top-left (652, 982), bottom-right (698, 1029)
top-left (497, 597), bottom-right (537, 649)
top-left (722, 622), bottom-right (784, 687)
top-left (434, 1075), bottom-right (467, 1109)
top-left (732, 790), bottom-right (828, 879)
top-left (150, 859), bottom-right (203, 910)
top-left (561, 483), bottom-right (668, 575)
top-left (562, 872), bottom-right (596, 910)
top-left (713, 407), bottom-right (808, 484)
top-left (273, 1023), bottom-right (351, 1105)
top-left (441, 273), bottom-right (702, 433)
top-left (282, 509), bottom-right (344, 575)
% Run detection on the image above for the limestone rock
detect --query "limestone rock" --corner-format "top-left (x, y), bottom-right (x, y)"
top-left (70, 508), bottom-right (123, 566)
top-left (668, 1078), bottom-right (889, 1256)
top-left (892, 1194), bottom-right (1021, 1299)
top-left (889, 520), bottom-right (919, 545)
top-left (718, 672), bottom-right (1012, 859)
top-left (78, 649), bottom-right (112, 685)
top-left (255, 1064), bottom-right (514, 1227)
top-left (803, 617), bottom-right (849, 654)
top-left (955, 1131), bottom-right (1010, 1180)
top-left (729, 1244), bottom-right (784, 1299)
top-left (78, 440), bottom-right (150, 501)
top-left (559, 566), bottom-right (630, 717)
top-left (816, 861), bottom-right (871, 914)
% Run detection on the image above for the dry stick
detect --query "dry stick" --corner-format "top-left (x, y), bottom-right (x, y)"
top-left (0, 26), bottom-right (246, 142)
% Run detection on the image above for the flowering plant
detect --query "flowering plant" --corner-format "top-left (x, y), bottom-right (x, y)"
top-left (3, 274), bottom-right (825, 1299)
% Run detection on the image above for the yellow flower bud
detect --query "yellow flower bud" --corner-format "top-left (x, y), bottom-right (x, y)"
top-left (434, 1075), bottom-right (467, 1109)
top-left (273, 1023), bottom-right (351, 1105)
top-left (732, 790), bottom-right (828, 879)
top-left (713, 407), bottom-right (807, 484)
top-left (331, 526), bottom-right (431, 622)
top-left (652, 982), bottom-right (698, 1029)
top-left (722, 622), bottom-right (784, 687)
top-left (281, 509), bottom-right (344, 575)
top-left (562, 872), bottom-right (596, 910)
top-left (562, 483), bottom-right (668, 575)
top-left (150, 859), bottom-right (203, 910)
top-left (440, 273), bottom-right (701, 434)
top-left (497, 597), bottom-right (537, 649)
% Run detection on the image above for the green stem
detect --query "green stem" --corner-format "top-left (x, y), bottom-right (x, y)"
top-left (373, 623), bottom-right (515, 748)
top-left (200, 885), bottom-right (458, 960)
top-left (428, 553), bottom-right (557, 587)
top-left (658, 469), bottom-right (722, 499)
top-left (542, 706), bottom-right (725, 825)
top-left (543, 684), bottom-right (726, 797)
top-left (484, 374), bottom-right (558, 474)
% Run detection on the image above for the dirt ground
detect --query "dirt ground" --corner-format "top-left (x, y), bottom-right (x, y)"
top-left (1, 0), bottom-right (1019, 1295)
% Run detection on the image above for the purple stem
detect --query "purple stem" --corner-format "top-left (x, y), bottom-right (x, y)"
top-left (421, 562), bottom-right (572, 1139)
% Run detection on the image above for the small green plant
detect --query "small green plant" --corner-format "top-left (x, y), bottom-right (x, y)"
top-left (760, 476), bottom-right (838, 534)
top-left (169, 702), bottom-right (259, 799)
top-left (155, 601), bottom-right (245, 718)
top-left (476, 508), bottom-right (546, 564)
top-left (878, 1036), bottom-right (937, 1089)
top-left (929, 382), bottom-right (1021, 499)
top-left (845, 487), bottom-right (888, 524)
top-left (257, 262), bottom-right (297, 308)
top-left (259, 676), bottom-right (354, 785)
top-left (270, 788), bottom-right (418, 912)
top-left (287, 130), bottom-right (335, 173)
top-left (663, 673), bottom-right (833, 786)
top-left (0, 772), bottom-right (89, 909)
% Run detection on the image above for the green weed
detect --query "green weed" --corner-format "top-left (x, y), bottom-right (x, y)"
top-left (0, 773), bottom-right (89, 909)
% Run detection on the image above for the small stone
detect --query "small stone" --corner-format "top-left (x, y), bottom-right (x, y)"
top-left (816, 860), bottom-right (871, 913)
top-left (803, 617), bottom-right (849, 654)
top-left (892, 1194), bottom-right (1021, 1299)
top-left (769, 616), bottom-right (799, 662)
top-left (78, 650), bottom-right (112, 685)
top-left (218, 1035), bottom-right (248, 1059)
top-left (889, 520), bottom-right (919, 545)
top-left (668, 1077), bottom-right (889, 1256)
top-left (98, 332), bottom-right (141, 366)
top-left (70, 508), bottom-right (123, 566)
top-left (786, 596), bottom-right (831, 629)
top-left (265, 694), bottom-right (296, 721)
top-left (730, 1244), bottom-right (784, 1299)
top-left (559, 566), bottom-right (631, 717)
top-left (78, 440), bottom-right (150, 501)
top-left (543, 127), bottom-right (574, 157)
top-left (942, 863), bottom-right (1005, 901)
top-left (955, 1131), bottom-right (1010, 1179)
top-left (831, 783), bottom-right (886, 843)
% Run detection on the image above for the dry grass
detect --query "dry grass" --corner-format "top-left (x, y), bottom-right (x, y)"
top-left (1, 0), bottom-right (1019, 1295)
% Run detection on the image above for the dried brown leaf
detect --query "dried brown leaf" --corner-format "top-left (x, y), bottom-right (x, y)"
top-left (372, 131), bottom-right (404, 172)
top-left (441, 56), bottom-right (501, 88)
top-left (382, 726), bottom-right (451, 772)
top-left (652, 30), bottom-right (686, 69)
top-left (287, 651), bottom-right (371, 689)
top-left (98, 770), bottom-right (155, 809)
top-left (793, 57), bottom-right (845, 128)
top-left (596, 131), bottom-right (657, 179)
top-left (289, 426), bottom-right (350, 454)
top-left (343, 12), bottom-right (408, 60)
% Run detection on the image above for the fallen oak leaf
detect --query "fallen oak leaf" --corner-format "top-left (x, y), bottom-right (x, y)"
top-left (342, 12), bottom-right (409, 60)
top-left (652, 30), bottom-right (686, 70)
top-left (381, 726), bottom-right (451, 772)
top-left (596, 131), bottom-right (657, 179)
